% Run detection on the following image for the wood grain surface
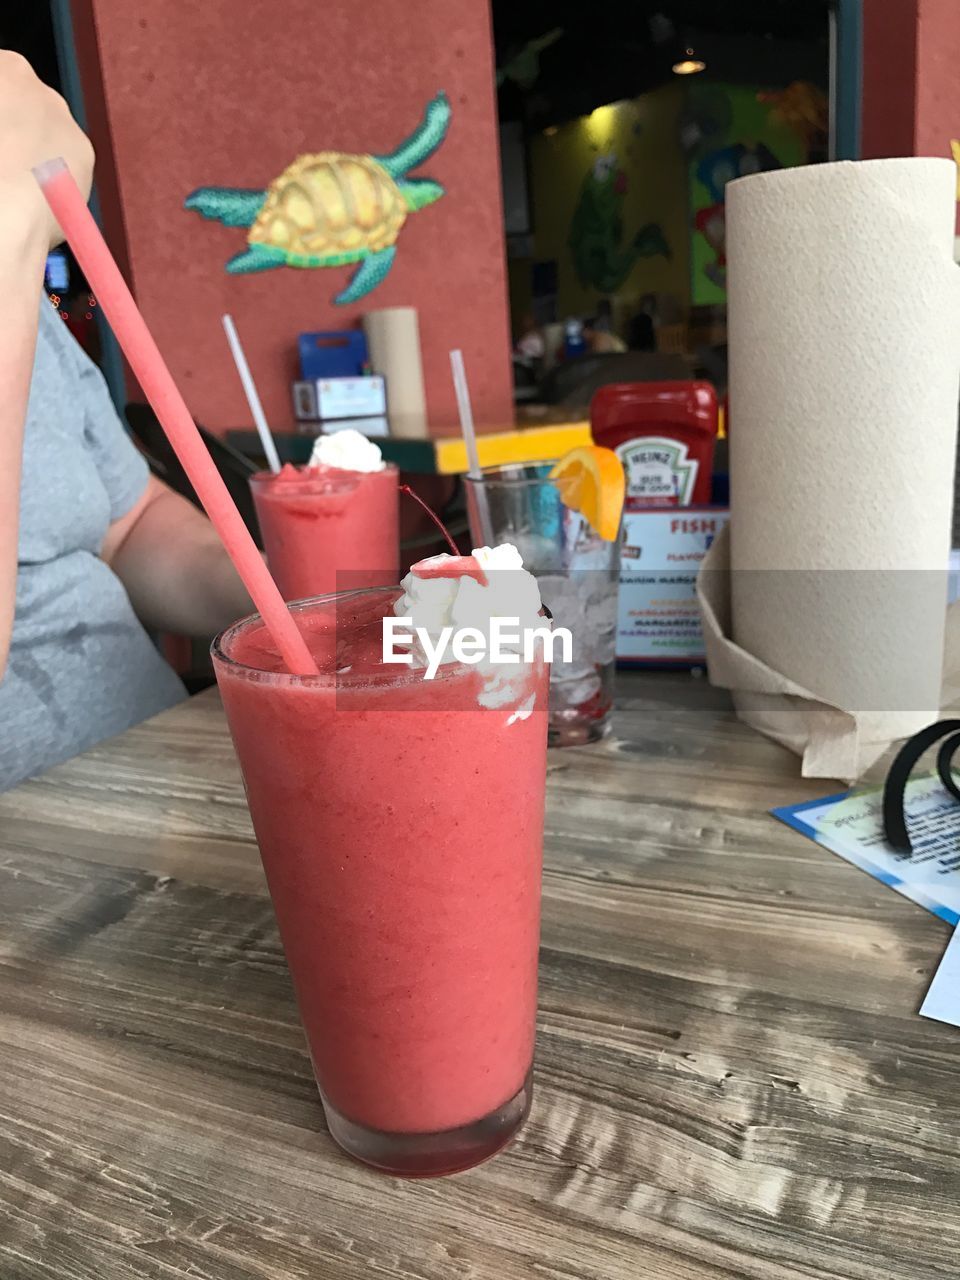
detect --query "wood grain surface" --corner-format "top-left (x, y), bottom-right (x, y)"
top-left (0, 675), bottom-right (956, 1280)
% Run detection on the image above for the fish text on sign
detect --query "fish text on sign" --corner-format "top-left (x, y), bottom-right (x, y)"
top-left (669, 517), bottom-right (721, 535)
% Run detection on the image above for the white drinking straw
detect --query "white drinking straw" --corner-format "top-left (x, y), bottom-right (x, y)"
top-left (222, 314), bottom-right (281, 474)
top-left (449, 348), bottom-right (494, 546)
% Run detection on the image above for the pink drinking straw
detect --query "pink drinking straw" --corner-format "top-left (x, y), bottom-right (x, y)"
top-left (34, 158), bottom-right (318, 677)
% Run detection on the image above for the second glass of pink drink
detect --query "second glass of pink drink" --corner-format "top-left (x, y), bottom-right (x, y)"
top-left (250, 429), bottom-right (399, 600)
top-left (212, 556), bottom-right (549, 1176)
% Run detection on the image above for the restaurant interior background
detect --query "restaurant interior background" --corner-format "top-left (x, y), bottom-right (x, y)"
top-left (2, 0), bottom-right (955, 437)
top-left (4, 0), bottom-right (956, 589)
top-left (494, 0), bottom-right (833, 412)
top-left (0, 0), bottom-right (955, 590)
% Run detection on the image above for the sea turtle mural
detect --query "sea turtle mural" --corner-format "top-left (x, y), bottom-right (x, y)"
top-left (184, 93), bottom-right (451, 305)
top-left (568, 153), bottom-right (669, 294)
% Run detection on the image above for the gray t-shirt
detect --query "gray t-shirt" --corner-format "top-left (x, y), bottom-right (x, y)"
top-left (0, 299), bottom-right (186, 791)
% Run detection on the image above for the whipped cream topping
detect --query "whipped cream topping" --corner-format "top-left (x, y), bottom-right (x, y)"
top-left (472, 544), bottom-right (526, 574)
top-left (309, 429), bottom-right (385, 473)
top-left (393, 543), bottom-right (544, 713)
top-left (395, 545), bottom-right (542, 645)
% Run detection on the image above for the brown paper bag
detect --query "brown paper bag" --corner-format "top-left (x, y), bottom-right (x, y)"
top-left (697, 526), bottom-right (959, 781)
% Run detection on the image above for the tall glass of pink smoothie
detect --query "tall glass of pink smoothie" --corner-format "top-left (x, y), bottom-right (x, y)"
top-left (250, 431), bottom-right (398, 601)
top-left (211, 577), bottom-right (548, 1176)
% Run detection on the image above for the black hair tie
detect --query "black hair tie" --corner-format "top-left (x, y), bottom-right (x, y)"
top-left (882, 719), bottom-right (960, 852)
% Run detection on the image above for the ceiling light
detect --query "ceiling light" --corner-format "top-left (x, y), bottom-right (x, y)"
top-left (672, 48), bottom-right (706, 75)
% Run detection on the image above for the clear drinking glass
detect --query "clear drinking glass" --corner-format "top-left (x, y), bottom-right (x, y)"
top-left (464, 464), bottom-right (621, 745)
top-left (212, 588), bottom-right (548, 1176)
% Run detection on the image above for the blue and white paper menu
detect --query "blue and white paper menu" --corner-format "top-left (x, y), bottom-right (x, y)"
top-left (774, 773), bottom-right (960, 1028)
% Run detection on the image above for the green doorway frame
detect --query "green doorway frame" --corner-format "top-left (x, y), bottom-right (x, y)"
top-left (831, 0), bottom-right (862, 159)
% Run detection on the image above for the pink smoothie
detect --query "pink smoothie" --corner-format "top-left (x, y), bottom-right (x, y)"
top-left (213, 590), bottom-right (548, 1148)
top-left (250, 463), bottom-right (398, 601)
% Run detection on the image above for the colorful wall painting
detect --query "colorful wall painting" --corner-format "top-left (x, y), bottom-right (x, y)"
top-left (688, 83), bottom-right (819, 306)
top-left (526, 79), bottom-right (824, 328)
top-left (568, 153), bottom-right (669, 293)
top-left (528, 84), bottom-right (688, 322)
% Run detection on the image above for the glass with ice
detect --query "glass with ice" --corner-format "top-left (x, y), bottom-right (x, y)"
top-left (465, 460), bottom-right (622, 745)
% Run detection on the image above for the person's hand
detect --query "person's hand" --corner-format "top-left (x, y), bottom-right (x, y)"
top-left (0, 51), bottom-right (94, 251)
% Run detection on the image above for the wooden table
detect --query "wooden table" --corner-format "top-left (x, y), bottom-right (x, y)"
top-left (0, 675), bottom-right (956, 1279)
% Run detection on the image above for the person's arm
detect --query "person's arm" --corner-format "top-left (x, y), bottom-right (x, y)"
top-left (0, 51), bottom-right (95, 680)
top-left (0, 217), bottom-right (48, 678)
top-left (100, 474), bottom-right (253, 637)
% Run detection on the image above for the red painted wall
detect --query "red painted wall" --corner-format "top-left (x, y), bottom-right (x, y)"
top-left (863, 0), bottom-right (960, 230)
top-left (861, 0), bottom-right (919, 159)
top-left (74, 0), bottom-right (514, 434)
top-left (914, 0), bottom-right (960, 158)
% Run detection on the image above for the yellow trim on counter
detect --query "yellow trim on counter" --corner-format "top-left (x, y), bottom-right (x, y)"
top-left (433, 423), bottom-right (593, 475)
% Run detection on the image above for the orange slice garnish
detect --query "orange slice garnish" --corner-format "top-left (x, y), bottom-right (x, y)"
top-left (548, 445), bottom-right (625, 541)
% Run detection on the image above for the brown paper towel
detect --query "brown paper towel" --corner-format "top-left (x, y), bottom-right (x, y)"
top-left (697, 158), bottom-right (960, 781)
top-left (363, 306), bottom-right (428, 439)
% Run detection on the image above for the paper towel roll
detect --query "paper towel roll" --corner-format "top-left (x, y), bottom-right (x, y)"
top-left (363, 306), bottom-right (428, 439)
top-left (725, 159), bottom-right (960, 756)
